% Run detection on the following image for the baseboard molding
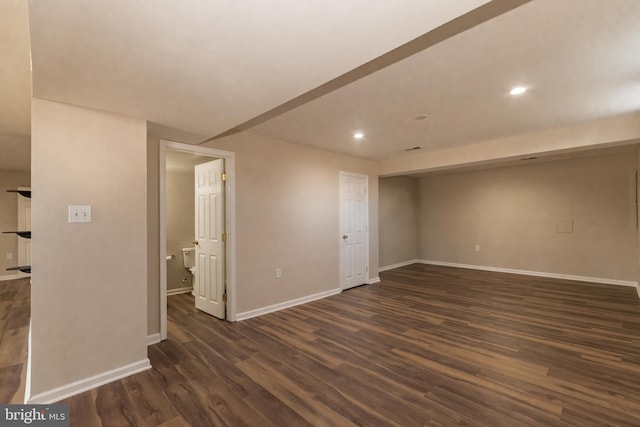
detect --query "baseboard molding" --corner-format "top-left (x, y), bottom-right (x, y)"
top-left (378, 259), bottom-right (420, 272)
top-left (419, 260), bottom-right (638, 288)
top-left (147, 333), bottom-right (161, 346)
top-left (0, 274), bottom-right (20, 282)
top-left (26, 359), bottom-right (151, 404)
top-left (167, 286), bottom-right (193, 296)
top-left (368, 277), bottom-right (381, 284)
top-left (24, 320), bottom-right (32, 404)
top-left (236, 288), bottom-right (342, 321)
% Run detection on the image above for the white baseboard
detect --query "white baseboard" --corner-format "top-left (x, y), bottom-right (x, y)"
top-left (368, 277), bottom-right (381, 284)
top-left (26, 359), bottom-right (151, 404)
top-left (24, 320), bottom-right (32, 404)
top-left (167, 286), bottom-right (193, 296)
top-left (0, 274), bottom-right (20, 282)
top-left (378, 259), bottom-right (420, 272)
top-left (147, 333), bottom-right (161, 346)
top-left (419, 260), bottom-right (638, 288)
top-left (236, 288), bottom-right (342, 321)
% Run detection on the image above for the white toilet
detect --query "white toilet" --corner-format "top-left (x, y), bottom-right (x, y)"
top-left (181, 247), bottom-right (197, 295)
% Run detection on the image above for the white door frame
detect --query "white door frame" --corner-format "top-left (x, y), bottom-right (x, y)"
top-left (159, 140), bottom-right (237, 341)
top-left (339, 171), bottom-right (369, 289)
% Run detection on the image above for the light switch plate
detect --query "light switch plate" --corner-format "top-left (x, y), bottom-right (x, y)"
top-left (69, 205), bottom-right (92, 223)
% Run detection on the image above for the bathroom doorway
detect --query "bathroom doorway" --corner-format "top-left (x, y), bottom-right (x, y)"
top-left (159, 140), bottom-right (236, 341)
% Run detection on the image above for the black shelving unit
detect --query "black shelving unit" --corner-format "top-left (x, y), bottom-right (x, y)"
top-left (6, 189), bottom-right (31, 198)
top-left (3, 231), bottom-right (31, 239)
top-left (4, 189), bottom-right (31, 275)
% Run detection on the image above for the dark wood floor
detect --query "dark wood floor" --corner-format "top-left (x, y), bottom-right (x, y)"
top-left (0, 277), bottom-right (30, 404)
top-left (7, 264), bottom-right (640, 425)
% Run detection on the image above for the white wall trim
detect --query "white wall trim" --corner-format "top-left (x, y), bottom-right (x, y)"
top-left (419, 260), bottom-right (638, 287)
top-left (24, 319), bottom-right (32, 403)
top-left (26, 359), bottom-right (151, 404)
top-left (236, 288), bottom-right (342, 321)
top-left (368, 277), bottom-right (381, 284)
top-left (378, 259), bottom-right (420, 272)
top-left (0, 274), bottom-right (21, 282)
top-left (147, 333), bottom-right (161, 346)
top-left (166, 286), bottom-right (193, 296)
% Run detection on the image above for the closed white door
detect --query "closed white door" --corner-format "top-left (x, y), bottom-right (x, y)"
top-left (340, 172), bottom-right (368, 290)
top-left (194, 159), bottom-right (225, 319)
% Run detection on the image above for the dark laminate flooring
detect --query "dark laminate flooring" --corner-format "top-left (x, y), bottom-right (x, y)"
top-left (25, 265), bottom-right (640, 425)
top-left (0, 277), bottom-right (30, 404)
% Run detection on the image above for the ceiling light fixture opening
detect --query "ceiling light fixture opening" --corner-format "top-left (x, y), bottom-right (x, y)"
top-left (353, 132), bottom-right (364, 140)
top-left (510, 86), bottom-right (527, 96)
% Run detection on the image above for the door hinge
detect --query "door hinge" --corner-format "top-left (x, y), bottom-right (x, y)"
top-left (221, 172), bottom-right (227, 182)
top-left (222, 233), bottom-right (227, 242)
top-left (223, 291), bottom-right (227, 302)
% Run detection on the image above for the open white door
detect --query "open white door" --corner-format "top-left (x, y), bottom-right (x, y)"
top-left (340, 172), bottom-right (368, 290)
top-left (194, 159), bottom-right (225, 319)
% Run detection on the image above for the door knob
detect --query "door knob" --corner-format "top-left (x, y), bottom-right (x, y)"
top-left (342, 234), bottom-right (348, 239)
top-left (193, 240), bottom-right (199, 245)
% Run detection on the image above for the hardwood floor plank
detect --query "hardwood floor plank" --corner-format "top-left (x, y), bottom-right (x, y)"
top-left (4, 265), bottom-right (640, 425)
top-left (0, 278), bottom-right (29, 405)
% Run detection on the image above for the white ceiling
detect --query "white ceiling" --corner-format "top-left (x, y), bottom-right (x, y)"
top-left (27, 0), bottom-right (490, 138)
top-left (252, 0), bottom-right (640, 159)
top-left (3, 0), bottom-right (640, 172)
top-left (0, 0), bottom-right (31, 170)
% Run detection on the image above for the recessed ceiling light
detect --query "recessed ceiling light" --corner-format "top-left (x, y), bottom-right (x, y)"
top-left (413, 115), bottom-right (428, 120)
top-left (353, 132), bottom-right (364, 139)
top-left (510, 86), bottom-right (527, 96)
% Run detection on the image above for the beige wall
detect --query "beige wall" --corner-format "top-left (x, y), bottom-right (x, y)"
top-left (637, 145), bottom-right (640, 288)
top-left (207, 132), bottom-right (379, 314)
top-left (417, 151), bottom-right (638, 282)
top-left (166, 170), bottom-right (195, 290)
top-left (379, 176), bottom-right (418, 268)
top-left (30, 98), bottom-right (148, 396)
top-left (0, 169), bottom-right (30, 277)
top-left (380, 112), bottom-right (640, 177)
top-left (147, 137), bottom-right (160, 336)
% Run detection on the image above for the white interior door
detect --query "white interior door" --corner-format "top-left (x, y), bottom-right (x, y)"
top-left (194, 159), bottom-right (225, 319)
top-left (340, 172), bottom-right (368, 290)
top-left (17, 187), bottom-right (31, 277)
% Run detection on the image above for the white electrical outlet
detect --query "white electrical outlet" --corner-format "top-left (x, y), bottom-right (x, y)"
top-left (275, 267), bottom-right (282, 279)
top-left (475, 244), bottom-right (481, 252)
top-left (68, 205), bottom-right (92, 223)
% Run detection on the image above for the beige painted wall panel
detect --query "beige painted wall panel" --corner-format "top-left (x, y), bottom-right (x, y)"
top-left (380, 112), bottom-right (640, 177)
top-left (147, 137), bottom-right (160, 336)
top-left (0, 169), bottom-right (30, 276)
top-left (417, 151), bottom-right (638, 281)
top-left (207, 132), bottom-right (379, 314)
top-left (637, 145), bottom-right (640, 287)
top-left (379, 176), bottom-right (418, 268)
top-left (30, 98), bottom-right (148, 395)
top-left (166, 170), bottom-right (195, 290)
